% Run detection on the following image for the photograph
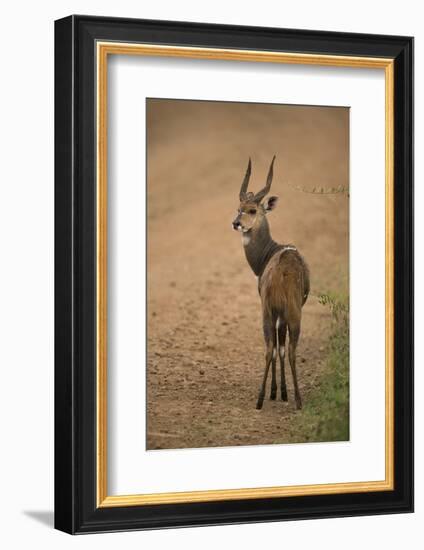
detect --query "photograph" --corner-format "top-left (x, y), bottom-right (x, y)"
top-left (0, 0), bottom-right (417, 543)
top-left (146, 98), bottom-right (350, 450)
top-left (49, 7), bottom-right (413, 538)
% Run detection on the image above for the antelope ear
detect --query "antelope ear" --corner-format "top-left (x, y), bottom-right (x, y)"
top-left (263, 195), bottom-right (279, 212)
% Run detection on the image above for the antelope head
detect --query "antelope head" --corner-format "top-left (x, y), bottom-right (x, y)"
top-left (232, 156), bottom-right (279, 234)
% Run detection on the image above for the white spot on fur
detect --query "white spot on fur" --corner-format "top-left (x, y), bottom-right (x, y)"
top-left (279, 346), bottom-right (285, 359)
top-left (272, 349), bottom-right (277, 359)
top-left (242, 234), bottom-right (251, 246)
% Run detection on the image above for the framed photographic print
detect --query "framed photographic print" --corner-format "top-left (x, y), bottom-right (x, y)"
top-left (54, 15), bottom-right (414, 534)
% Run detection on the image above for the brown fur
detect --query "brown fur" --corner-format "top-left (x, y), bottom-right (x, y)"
top-left (258, 249), bottom-right (309, 410)
top-left (259, 249), bottom-right (309, 323)
top-left (233, 157), bottom-right (310, 410)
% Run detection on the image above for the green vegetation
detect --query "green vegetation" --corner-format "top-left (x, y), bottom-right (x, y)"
top-left (287, 291), bottom-right (350, 444)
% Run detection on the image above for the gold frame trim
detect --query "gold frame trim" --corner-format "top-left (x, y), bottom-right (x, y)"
top-left (96, 42), bottom-right (395, 508)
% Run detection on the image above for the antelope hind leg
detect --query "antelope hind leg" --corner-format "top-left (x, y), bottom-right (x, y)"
top-left (256, 342), bottom-right (273, 410)
top-left (278, 320), bottom-right (288, 401)
top-left (288, 324), bottom-right (302, 410)
top-left (257, 314), bottom-right (277, 409)
top-left (270, 350), bottom-right (277, 400)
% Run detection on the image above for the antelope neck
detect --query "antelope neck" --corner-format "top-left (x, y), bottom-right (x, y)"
top-left (243, 218), bottom-right (284, 277)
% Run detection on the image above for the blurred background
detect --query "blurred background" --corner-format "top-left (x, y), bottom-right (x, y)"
top-left (146, 98), bottom-right (349, 450)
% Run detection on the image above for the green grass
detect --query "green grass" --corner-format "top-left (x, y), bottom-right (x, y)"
top-left (286, 292), bottom-right (350, 443)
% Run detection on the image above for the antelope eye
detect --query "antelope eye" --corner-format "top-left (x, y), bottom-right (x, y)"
top-left (248, 209), bottom-right (257, 215)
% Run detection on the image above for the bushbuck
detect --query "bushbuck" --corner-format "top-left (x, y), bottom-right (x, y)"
top-left (232, 156), bottom-right (310, 410)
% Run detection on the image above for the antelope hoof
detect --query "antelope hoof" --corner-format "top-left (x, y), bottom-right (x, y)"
top-left (270, 389), bottom-right (277, 400)
top-left (295, 398), bottom-right (302, 410)
top-left (281, 390), bottom-right (288, 402)
top-left (256, 397), bottom-right (264, 410)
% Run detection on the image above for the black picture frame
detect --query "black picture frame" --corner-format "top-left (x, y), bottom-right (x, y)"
top-left (55, 14), bottom-right (413, 534)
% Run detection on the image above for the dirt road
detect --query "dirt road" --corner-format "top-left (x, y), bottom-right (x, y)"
top-left (146, 99), bottom-right (349, 449)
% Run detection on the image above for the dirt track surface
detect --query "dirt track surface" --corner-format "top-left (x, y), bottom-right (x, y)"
top-left (146, 99), bottom-right (349, 449)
